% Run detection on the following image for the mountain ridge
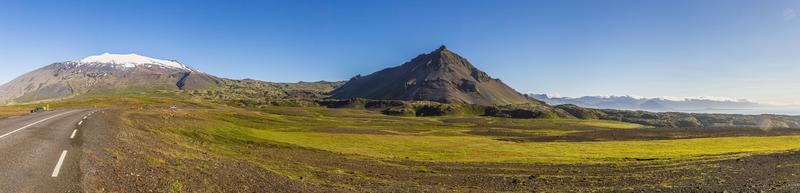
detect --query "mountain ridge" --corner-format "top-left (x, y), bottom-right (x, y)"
top-left (529, 94), bottom-right (782, 114)
top-left (330, 46), bottom-right (531, 106)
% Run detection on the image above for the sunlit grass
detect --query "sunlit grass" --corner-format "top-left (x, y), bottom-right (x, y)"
top-left (5, 95), bottom-right (800, 165)
top-left (0, 106), bottom-right (30, 118)
top-left (142, 104), bottom-right (800, 164)
top-left (250, 130), bottom-right (800, 164)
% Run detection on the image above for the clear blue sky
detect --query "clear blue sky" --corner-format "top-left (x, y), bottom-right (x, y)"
top-left (1, 0), bottom-right (798, 104)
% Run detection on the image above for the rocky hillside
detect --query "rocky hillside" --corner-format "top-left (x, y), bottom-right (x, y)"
top-left (0, 53), bottom-right (219, 104)
top-left (331, 46), bottom-right (531, 106)
top-left (186, 79), bottom-right (344, 107)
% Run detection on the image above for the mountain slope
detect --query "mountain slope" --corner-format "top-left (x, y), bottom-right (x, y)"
top-left (331, 46), bottom-right (530, 106)
top-left (0, 53), bottom-right (220, 104)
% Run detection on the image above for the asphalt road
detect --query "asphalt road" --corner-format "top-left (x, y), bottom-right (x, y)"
top-left (0, 109), bottom-right (97, 192)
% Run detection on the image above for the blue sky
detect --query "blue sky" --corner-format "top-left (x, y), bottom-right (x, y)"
top-left (1, 0), bottom-right (799, 104)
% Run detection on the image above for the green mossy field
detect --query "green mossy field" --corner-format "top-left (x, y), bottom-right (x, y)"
top-left (5, 95), bottom-right (800, 191)
top-left (20, 95), bottom-right (797, 164)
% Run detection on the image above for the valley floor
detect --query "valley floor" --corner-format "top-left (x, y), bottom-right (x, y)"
top-left (5, 96), bottom-right (800, 192)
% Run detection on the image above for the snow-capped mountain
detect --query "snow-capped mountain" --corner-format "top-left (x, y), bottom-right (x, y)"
top-left (74, 53), bottom-right (191, 70)
top-left (0, 53), bottom-right (219, 104)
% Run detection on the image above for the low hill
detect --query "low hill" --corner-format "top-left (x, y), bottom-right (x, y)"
top-left (186, 79), bottom-right (344, 107)
top-left (553, 104), bottom-right (800, 129)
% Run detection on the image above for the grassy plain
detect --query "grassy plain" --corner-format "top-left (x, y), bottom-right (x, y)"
top-left (5, 95), bottom-right (800, 164)
top-left (4, 95), bottom-right (800, 191)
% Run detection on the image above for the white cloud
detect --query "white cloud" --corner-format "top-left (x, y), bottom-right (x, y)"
top-left (785, 9), bottom-right (797, 21)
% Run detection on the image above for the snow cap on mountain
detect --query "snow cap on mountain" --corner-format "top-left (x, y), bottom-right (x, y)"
top-left (76, 53), bottom-right (190, 70)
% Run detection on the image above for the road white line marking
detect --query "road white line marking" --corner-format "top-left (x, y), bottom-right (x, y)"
top-left (70, 129), bottom-right (77, 139)
top-left (78, 120), bottom-right (83, 126)
top-left (0, 111), bottom-right (75, 140)
top-left (51, 150), bottom-right (68, 177)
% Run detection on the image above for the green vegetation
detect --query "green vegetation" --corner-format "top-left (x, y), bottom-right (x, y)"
top-left (169, 180), bottom-right (183, 193)
top-left (153, 106), bottom-right (800, 164)
top-left (5, 95), bottom-right (800, 165)
top-left (0, 105), bottom-right (33, 118)
top-left (253, 130), bottom-right (800, 163)
top-left (576, 107), bottom-right (800, 128)
top-left (3, 94), bottom-right (800, 191)
top-left (37, 96), bottom-right (794, 164)
top-left (186, 79), bottom-right (343, 107)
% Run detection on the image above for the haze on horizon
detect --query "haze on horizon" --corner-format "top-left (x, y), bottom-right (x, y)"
top-left (1, 0), bottom-right (798, 105)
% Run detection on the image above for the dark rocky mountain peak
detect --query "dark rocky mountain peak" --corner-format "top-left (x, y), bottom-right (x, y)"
top-left (330, 46), bottom-right (530, 106)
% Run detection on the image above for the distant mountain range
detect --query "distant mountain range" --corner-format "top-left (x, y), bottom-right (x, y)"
top-left (0, 46), bottom-right (534, 107)
top-left (529, 94), bottom-right (800, 115)
top-left (3, 49), bottom-right (798, 117)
